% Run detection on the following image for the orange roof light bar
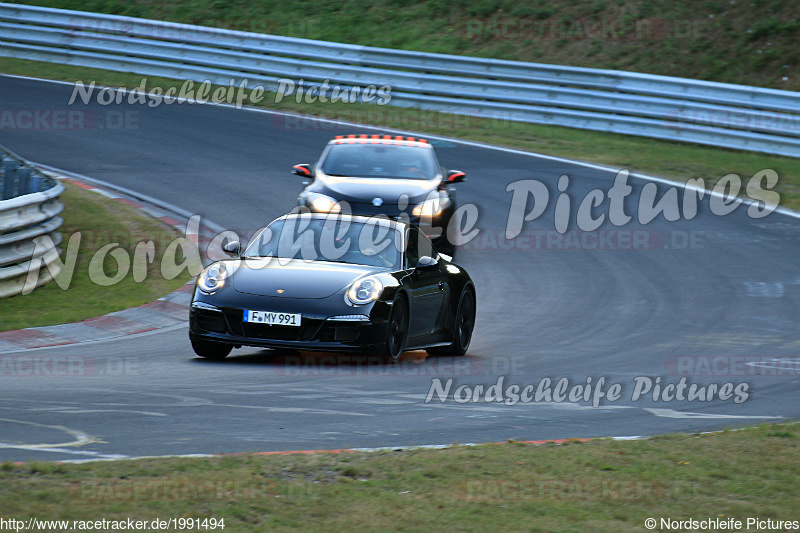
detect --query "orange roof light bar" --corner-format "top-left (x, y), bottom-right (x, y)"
top-left (332, 135), bottom-right (431, 146)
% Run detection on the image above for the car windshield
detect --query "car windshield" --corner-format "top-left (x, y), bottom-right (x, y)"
top-left (243, 217), bottom-right (402, 269)
top-left (320, 143), bottom-right (438, 180)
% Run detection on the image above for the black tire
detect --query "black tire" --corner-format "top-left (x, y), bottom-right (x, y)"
top-left (427, 289), bottom-right (475, 356)
top-left (384, 298), bottom-right (408, 363)
top-left (191, 338), bottom-right (232, 360)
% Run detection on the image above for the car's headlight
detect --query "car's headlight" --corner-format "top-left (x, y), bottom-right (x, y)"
top-left (308, 193), bottom-right (342, 213)
top-left (412, 196), bottom-right (449, 217)
top-left (197, 263), bottom-right (229, 293)
top-left (346, 276), bottom-right (383, 305)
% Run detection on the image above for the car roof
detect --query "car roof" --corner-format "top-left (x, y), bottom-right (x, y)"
top-left (328, 134), bottom-right (433, 149)
top-left (276, 212), bottom-right (408, 230)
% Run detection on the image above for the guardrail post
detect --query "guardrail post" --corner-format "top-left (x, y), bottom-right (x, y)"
top-left (2, 160), bottom-right (20, 201)
top-left (17, 168), bottom-right (36, 194)
top-left (16, 167), bottom-right (32, 194)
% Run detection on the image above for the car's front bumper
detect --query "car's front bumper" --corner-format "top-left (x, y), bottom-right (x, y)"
top-left (189, 293), bottom-right (391, 354)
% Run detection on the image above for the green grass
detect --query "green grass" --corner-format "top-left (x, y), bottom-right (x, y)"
top-left (0, 422), bottom-right (797, 532)
top-left (12, 0), bottom-right (800, 91)
top-left (0, 181), bottom-right (191, 331)
top-left (2, 56), bottom-right (799, 209)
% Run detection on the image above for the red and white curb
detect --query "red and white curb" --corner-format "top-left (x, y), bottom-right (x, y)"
top-left (28, 424), bottom-right (789, 464)
top-left (11, 422), bottom-right (799, 464)
top-left (0, 283), bottom-right (194, 352)
top-left (34, 437), bottom-right (603, 464)
top-left (0, 169), bottom-right (223, 353)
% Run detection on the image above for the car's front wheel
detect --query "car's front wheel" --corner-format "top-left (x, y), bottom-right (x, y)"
top-left (427, 288), bottom-right (475, 356)
top-left (191, 338), bottom-right (232, 360)
top-left (384, 298), bottom-right (408, 363)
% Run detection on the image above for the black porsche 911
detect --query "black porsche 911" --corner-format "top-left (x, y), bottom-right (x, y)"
top-left (189, 213), bottom-right (476, 362)
top-left (291, 135), bottom-right (466, 255)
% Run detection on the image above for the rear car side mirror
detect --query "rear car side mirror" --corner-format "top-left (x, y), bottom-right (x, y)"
top-left (446, 170), bottom-right (466, 184)
top-left (223, 240), bottom-right (242, 256)
top-left (292, 163), bottom-right (313, 178)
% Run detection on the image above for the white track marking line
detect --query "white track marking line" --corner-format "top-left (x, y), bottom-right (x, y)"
top-left (643, 408), bottom-right (784, 419)
top-left (0, 418), bottom-right (97, 448)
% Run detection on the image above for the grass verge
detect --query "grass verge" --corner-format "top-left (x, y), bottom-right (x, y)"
top-left (0, 180), bottom-right (191, 331)
top-left (2, 57), bottom-right (799, 210)
top-left (1, 422), bottom-right (797, 532)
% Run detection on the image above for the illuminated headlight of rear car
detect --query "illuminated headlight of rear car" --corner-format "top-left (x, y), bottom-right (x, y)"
top-left (308, 193), bottom-right (342, 213)
top-left (346, 276), bottom-right (383, 305)
top-left (412, 196), bottom-right (449, 217)
top-left (197, 263), bottom-right (229, 293)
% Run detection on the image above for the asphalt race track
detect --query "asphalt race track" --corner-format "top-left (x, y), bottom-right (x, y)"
top-left (1, 75), bottom-right (798, 462)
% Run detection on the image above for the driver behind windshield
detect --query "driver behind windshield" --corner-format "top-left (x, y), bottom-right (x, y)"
top-left (245, 218), bottom-right (401, 269)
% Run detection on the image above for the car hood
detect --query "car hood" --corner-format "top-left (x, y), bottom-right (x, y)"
top-left (316, 175), bottom-right (437, 204)
top-left (230, 259), bottom-right (381, 299)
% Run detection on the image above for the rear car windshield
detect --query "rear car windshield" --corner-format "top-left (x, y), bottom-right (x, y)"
top-left (320, 144), bottom-right (438, 180)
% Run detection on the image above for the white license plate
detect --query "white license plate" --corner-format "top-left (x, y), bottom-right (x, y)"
top-left (243, 310), bottom-right (302, 326)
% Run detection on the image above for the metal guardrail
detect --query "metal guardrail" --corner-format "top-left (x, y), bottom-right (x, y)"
top-left (0, 3), bottom-right (798, 156)
top-left (0, 146), bottom-right (64, 298)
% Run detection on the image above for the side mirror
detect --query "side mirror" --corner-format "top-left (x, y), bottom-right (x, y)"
top-left (446, 170), bottom-right (466, 184)
top-left (223, 240), bottom-right (242, 256)
top-left (416, 255), bottom-right (437, 269)
top-left (292, 163), bottom-right (313, 178)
